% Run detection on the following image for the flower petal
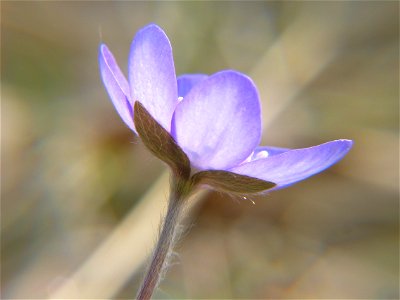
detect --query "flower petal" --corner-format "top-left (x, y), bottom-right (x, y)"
top-left (129, 24), bottom-right (177, 132)
top-left (99, 44), bottom-right (135, 132)
top-left (250, 146), bottom-right (290, 161)
top-left (177, 74), bottom-right (208, 98)
top-left (230, 140), bottom-right (353, 189)
top-left (172, 70), bottom-right (262, 170)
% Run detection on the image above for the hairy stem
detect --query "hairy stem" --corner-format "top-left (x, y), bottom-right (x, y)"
top-left (136, 177), bottom-right (189, 300)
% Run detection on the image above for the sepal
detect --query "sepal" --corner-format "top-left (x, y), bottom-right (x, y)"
top-left (191, 170), bottom-right (276, 194)
top-left (134, 101), bottom-right (191, 180)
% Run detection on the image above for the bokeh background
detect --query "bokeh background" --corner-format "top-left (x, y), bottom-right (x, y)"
top-left (2, 1), bottom-right (399, 299)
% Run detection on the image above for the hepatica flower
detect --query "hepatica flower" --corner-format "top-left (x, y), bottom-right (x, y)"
top-left (99, 24), bottom-right (352, 299)
top-left (100, 24), bottom-right (352, 193)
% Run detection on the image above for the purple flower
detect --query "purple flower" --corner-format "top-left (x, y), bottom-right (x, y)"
top-left (99, 24), bottom-right (352, 192)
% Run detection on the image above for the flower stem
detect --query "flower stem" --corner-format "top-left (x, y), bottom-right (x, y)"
top-left (136, 177), bottom-right (189, 300)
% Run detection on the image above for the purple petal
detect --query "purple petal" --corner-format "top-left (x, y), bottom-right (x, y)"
top-left (177, 74), bottom-right (208, 98)
top-left (172, 70), bottom-right (262, 170)
top-left (99, 44), bottom-right (135, 132)
top-left (248, 146), bottom-right (291, 161)
top-left (230, 140), bottom-right (353, 189)
top-left (129, 24), bottom-right (177, 132)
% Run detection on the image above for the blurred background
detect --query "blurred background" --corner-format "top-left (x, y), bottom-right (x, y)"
top-left (2, 1), bottom-right (398, 299)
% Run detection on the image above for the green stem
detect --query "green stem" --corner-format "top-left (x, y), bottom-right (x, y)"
top-left (136, 177), bottom-right (189, 300)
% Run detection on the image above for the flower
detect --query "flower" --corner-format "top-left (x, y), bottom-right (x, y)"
top-left (99, 24), bottom-right (352, 192)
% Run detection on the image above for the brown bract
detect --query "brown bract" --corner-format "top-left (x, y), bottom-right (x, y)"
top-left (134, 101), bottom-right (191, 180)
top-left (192, 170), bottom-right (276, 195)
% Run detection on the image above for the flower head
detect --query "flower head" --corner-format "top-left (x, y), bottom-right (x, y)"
top-left (99, 24), bottom-right (352, 193)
